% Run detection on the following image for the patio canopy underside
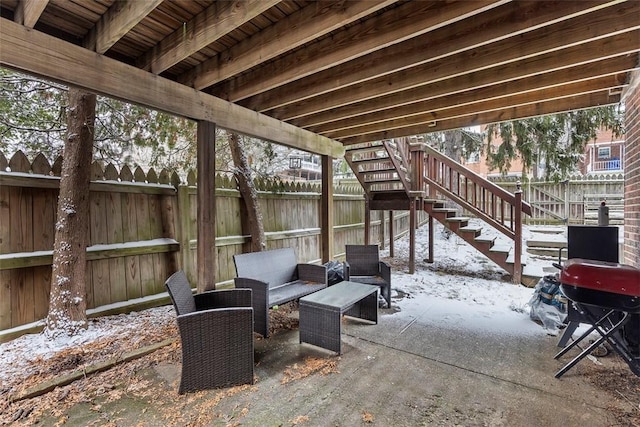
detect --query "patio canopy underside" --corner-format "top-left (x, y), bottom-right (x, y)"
top-left (0, 0), bottom-right (638, 157)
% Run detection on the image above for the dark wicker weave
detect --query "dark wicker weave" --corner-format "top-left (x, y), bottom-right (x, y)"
top-left (343, 245), bottom-right (392, 307)
top-left (299, 281), bottom-right (378, 354)
top-left (165, 270), bottom-right (254, 394)
top-left (233, 248), bottom-right (328, 337)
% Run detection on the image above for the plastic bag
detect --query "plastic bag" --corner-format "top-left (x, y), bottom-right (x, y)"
top-left (529, 275), bottom-right (568, 335)
top-left (324, 260), bottom-right (344, 286)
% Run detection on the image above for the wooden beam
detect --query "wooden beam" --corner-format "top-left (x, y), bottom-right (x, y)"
top-left (272, 20), bottom-right (640, 121)
top-left (13, 0), bottom-right (48, 28)
top-left (308, 59), bottom-right (635, 133)
top-left (285, 31), bottom-right (640, 127)
top-left (340, 92), bottom-right (622, 145)
top-left (211, 0), bottom-right (507, 100)
top-left (323, 75), bottom-right (630, 139)
top-left (242, 0), bottom-right (621, 112)
top-left (321, 155), bottom-right (334, 264)
top-left (0, 18), bottom-right (344, 158)
top-left (138, 0), bottom-right (279, 74)
top-left (182, 0), bottom-right (394, 90)
top-left (90, 0), bottom-right (163, 54)
top-left (197, 121), bottom-right (216, 292)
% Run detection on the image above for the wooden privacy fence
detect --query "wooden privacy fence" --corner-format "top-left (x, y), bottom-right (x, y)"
top-left (0, 151), bottom-right (412, 337)
top-left (489, 174), bottom-right (625, 225)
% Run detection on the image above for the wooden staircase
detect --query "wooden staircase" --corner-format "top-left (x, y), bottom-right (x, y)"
top-left (345, 139), bottom-right (532, 283)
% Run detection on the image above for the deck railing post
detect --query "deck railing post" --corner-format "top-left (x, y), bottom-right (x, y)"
top-left (514, 180), bottom-right (523, 284)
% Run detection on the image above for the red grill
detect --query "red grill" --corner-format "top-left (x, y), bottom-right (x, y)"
top-left (555, 259), bottom-right (640, 378)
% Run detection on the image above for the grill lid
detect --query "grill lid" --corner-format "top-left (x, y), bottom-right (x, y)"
top-left (560, 258), bottom-right (640, 297)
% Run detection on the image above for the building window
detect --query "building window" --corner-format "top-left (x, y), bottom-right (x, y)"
top-left (597, 147), bottom-right (611, 159)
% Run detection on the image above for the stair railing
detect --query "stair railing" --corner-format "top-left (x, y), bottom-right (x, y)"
top-left (422, 145), bottom-right (531, 236)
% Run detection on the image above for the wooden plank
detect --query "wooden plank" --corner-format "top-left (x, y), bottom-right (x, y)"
top-left (0, 271), bottom-right (11, 329)
top-left (0, 184), bottom-right (11, 254)
top-left (196, 121), bottom-right (216, 292)
top-left (106, 191), bottom-right (126, 302)
top-left (188, 0), bottom-right (394, 90)
top-left (0, 173), bottom-right (177, 194)
top-left (121, 193), bottom-right (141, 299)
top-left (216, 0), bottom-right (505, 101)
top-left (324, 75), bottom-right (630, 139)
top-left (177, 185), bottom-right (192, 276)
top-left (90, 191), bottom-right (110, 307)
top-left (243, 0), bottom-right (627, 111)
top-left (276, 28), bottom-right (640, 121)
top-left (138, 253), bottom-right (156, 298)
top-left (12, 270), bottom-right (34, 326)
top-left (14, 0), bottom-right (49, 28)
top-left (0, 239), bottom-right (180, 270)
top-left (321, 155), bottom-right (334, 263)
top-left (340, 91), bottom-right (622, 144)
top-left (91, 259), bottom-right (111, 307)
top-left (140, 0), bottom-right (280, 74)
top-left (92, 0), bottom-right (163, 54)
top-left (0, 18), bottom-right (344, 158)
top-left (32, 265), bottom-right (50, 321)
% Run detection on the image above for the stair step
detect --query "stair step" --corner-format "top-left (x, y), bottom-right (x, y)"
top-left (459, 226), bottom-right (482, 237)
top-left (527, 247), bottom-right (566, 258)
top-left (446, 216), bottom-right (470, 223)
top-left (489, 244), bottom-right (511, 255)
top-left (351, 157), bottom-right (391, 165)
top-left (530, 227), bottom-right (565, 235)
top-left (365, 176), bottom-right (401, 183)
top-left (473, 236), bottom-right (496, 244)
top-left (526, 238), bottom-right (567, 249)
top-left (346, 146), bottom-right (386, 156)
top-left (360, 165), bottom-right (396, 173)
top-left (431, 208), bottom-right (457, 215)
top-left (423, 199), bottom-right (445, 209)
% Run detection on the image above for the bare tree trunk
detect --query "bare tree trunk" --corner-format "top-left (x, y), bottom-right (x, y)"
top-left (45, 88), bottom-right (96, 338)
top-left (228, 131), bottom-right (266, 252)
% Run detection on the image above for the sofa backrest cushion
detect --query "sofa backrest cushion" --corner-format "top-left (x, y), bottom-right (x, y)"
top-left (346, 245), bottom-right (380, 276)
top-left (165, 270), bottom-right (196, 315)
top-left (234, 248), bottom-right (298, 289)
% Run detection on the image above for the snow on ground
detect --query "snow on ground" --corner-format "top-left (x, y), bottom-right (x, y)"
top-left (381, 219), bottom-right (551, 337)
top-left (0, 220), bottom-right (557, 387)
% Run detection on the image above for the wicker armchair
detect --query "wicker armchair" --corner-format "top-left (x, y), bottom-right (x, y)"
top-left (165, 270), bottom-right (254, 393)
top-left (344, 244), bottom-right (392, 308)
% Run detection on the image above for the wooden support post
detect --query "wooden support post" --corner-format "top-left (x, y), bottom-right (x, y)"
top-left (196, 121), bottom-right (216, 292)
top-left (389, 210), bottom-right (394, 258)
top-left (379, 211), bottom-right (385, 249)
top-left (514, 181), bottom-right (523, 285)
top-left (409, 198), bottom-right (416, 274)
top-left (364, 197), bottom-right (371, 245)
top-left (321, 155), bottom-right (334, 263)
top-left (427, 214), bottom-right (434, 263)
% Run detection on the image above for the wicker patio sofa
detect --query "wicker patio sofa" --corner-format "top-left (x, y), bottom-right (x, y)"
top-left (344, 244), bottom-right (392, 308)
top-left (165, 270), bottom-right (254, 393)
top-left (233, 247), bottom-right (328, 337)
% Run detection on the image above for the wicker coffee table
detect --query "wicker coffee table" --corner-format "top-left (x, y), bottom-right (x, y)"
top-left (299, 280), bottom-right (378, 354)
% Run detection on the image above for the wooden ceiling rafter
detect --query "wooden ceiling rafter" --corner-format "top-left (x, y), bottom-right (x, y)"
top-left (13, 0), bottom-right (48, 28)
top-left (0, 0), bottom-right (638, 148)
top-left (339, 92), bottom-right (622, 145)
top-left (136, 0), bottom-right (280, 74)
top-left (324, 75), bottom-right (629, 140)
top-left (309, 61), bottom-right (635, 135)
top-left (268, 10), bottom-right (640, 122)
top-left (238, 0), bottom-right (626, 112)
top-left (178, 0), bottom-right (396, 90)
top-left (209, 0), bottom-right (507, 100)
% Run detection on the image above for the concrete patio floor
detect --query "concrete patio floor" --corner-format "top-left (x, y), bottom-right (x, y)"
top-left (34, 296), bottom-right (635, 427)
